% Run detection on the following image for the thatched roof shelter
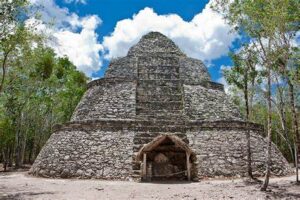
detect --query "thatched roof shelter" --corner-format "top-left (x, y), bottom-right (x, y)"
top-left (136, 135), bottom-right (196, 161)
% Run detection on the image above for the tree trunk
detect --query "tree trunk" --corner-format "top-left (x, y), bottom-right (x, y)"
top-left (2, 148), bottom-right (7, 172)
top-left (274, 79), bottom-right (294, 162)
top-left (287, 79), bottom-right (299, 182)
top-left (8, 145), bottom-right (13, 167)
top-left (261, 67), bottom-right (272, 191)
top-left (0, 51), bottom-right (9, 94)
top-left (20, 131), bottom-right (27, 165)
top-left (14, 116), bottom-right (22, 169)
top-left (244, 70), bottom-right (254, 179)
top-left (15, 130), bottom-right (21, 169)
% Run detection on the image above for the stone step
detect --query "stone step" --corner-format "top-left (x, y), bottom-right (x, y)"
top-left (131, 174), bottom-right (141, 179)
top-left (136, 113), bottom-right (184, 119)
top-left (138, 80), bottom-right (181, 88)
top-left (138, 65), bottom-right (179, 74)
top-left (137, 100), bottom-right (183, 104)
top-left (138, 79), bottom-right (181, 85)
top-left (138, 73), bottom-right (179, 80)
top-left (136, 87), bottom-right (182, 95)
top-left (137, 56), bottom-right (179, 67)
top-left (137, 84), bottom-right (182, 90)
top-left (134, 125), bottom-right (186, 131)
top-left (133, 170), bottom-right (141, 175)
top-left (137, 95), bottom-right (182, 102)
top-left (132, 161), bottom-right (141, 170)
top-left (136, 102), bottom-right (183, 111)
top-left (139, 70), bottom-right (178, 75)
top-left (134, 119), bottom-right (186, 126)
top-left (137, 116), bottom-right (184, 121)
top-left (137, 107), bottom-right (183, 112)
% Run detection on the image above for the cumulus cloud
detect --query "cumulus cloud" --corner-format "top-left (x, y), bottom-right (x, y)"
top-left (27, 0), bottom-right (239, 77)
top-left (64, 0), bottom-right (87, 4)
top-left (217, 65), bottom-right (232, 93)
top-left (217, 77), bottom-right (230, 93)
top-left (220, 65), bottom-right (232, 71)
top-left (103, 2), bottom-right (238, 62)
top-left (28, 0), bottom-right (102, 76)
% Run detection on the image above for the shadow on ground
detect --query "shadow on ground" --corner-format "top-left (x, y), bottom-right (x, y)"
top-left (266, 182), bottom-right (300, 199)
top-left (0, 192), bottom-right (55, 200)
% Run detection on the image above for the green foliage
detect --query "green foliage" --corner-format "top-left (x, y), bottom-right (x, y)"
top-left (0, 0), bottom-right (28, 42)
top-left (223, 45), bottom-right (261, 91)
top-left (35, 48), bottom-right (55, 80)
top-left (0, 28), bottom-right (88, 165)
top-left (214, 0), bottom-right (300, 166)
top-left (0, 0), bottom-right (89, 167)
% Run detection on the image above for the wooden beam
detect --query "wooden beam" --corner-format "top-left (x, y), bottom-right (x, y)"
top-left (143, 153), bottom-right (147, 181)
top-left (186, 152), bottom-right (191, 181)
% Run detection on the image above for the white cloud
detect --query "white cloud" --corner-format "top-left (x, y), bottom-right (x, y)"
top-left (103, 2), bottom-right (238, 62)
top-left (52, 16), bottom-right (103, 76)
top-left (220, 65), bottom-right (232, 71)
top-left (28, 0), bottom-right (102, 76)
top-left (217, 65), bottom-right (232, 93)
top-left (27, 0), bottom-right (239, 77)
top-left (64, 0), bottom-right (87, 4)
top-left (217, 76), bottom-right (230, 93)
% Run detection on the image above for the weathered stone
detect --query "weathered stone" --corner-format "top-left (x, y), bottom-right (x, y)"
top-left (30, 32), bottom-right (291, 180)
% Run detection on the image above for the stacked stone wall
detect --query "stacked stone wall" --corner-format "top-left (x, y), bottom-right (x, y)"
top-left (184, 85), bottom-right (242, 120)
top-left (179, 57), bottom-right (210, 84)
top-left (71, 79), bottom-right (136, 121)
top-left (30, 128), bottom-right (134, 180)
top-left (127, 32), bottom-right (185, 57)
top-left (187, 129), bottom-right (291, 177)
top-left (105, 57), bottom-right (138, 78)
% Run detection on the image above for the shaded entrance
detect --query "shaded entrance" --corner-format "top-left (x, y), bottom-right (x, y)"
top-left (136, 135), bottom-right (196, 181)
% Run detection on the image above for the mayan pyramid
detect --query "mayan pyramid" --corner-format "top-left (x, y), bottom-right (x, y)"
top-left (30, 32), bottom-right (291, 181)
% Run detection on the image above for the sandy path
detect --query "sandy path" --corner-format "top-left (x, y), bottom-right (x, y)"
top-left (0, 172), bottom-right (299, 200)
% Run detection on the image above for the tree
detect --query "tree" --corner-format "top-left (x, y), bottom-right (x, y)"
top-left (213, 0), bottom-right (300, 189)
top-left (223, 45), bottom-right (260, 180)
top-left (0, 0), bottom-right (88, 170)
top-left (0, 42), bottom-right (88, 169)
top-left (0, 0), bottom-right (28, 94)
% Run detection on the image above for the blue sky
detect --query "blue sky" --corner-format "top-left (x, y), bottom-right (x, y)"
top-left (29, 0), bottom-right (239, 86)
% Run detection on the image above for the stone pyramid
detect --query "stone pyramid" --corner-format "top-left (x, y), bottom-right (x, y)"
top-left (30, 32), bottom-right (291, 180)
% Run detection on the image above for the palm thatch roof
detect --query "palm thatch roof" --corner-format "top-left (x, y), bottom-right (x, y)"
top-left (136, 135), bottom-right (196, 161)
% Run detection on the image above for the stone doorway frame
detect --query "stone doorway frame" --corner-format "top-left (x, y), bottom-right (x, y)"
top-left (136, 135), bottom-right (196, 181)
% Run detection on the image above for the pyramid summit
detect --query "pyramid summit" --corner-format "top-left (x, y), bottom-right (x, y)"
top-left (127, 32), bottom-right (186, 57)
top-left (30, 32), bottom-right (291, 181)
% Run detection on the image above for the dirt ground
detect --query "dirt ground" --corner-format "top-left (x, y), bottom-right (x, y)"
top-left (0, 172), bottom-right (299, 200)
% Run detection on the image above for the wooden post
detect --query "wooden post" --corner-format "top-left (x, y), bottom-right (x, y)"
top-left (147, 163), bottom-right (152, 182)
top-left (295, 143), bottom-right (299, 183)
top-left (143, 153), bottom-right (147, 181)
top-left (186, 152), bottom-right (191, 181)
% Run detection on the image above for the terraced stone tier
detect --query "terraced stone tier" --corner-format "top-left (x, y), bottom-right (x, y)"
top-left (30, 119), bottom-right (291, 179)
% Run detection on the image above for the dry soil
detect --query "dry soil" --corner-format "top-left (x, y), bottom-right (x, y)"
top-left (0, 172), bottom-right (300, 200)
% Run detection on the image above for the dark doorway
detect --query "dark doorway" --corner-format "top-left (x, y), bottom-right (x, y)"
top-left (137, 135), bottom-right (195, 181)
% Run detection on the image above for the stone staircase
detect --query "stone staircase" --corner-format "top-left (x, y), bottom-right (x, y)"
top-left (133, 56), bottom-right (187, 177)
top-left (136, 57), bottom-right (184, 121)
